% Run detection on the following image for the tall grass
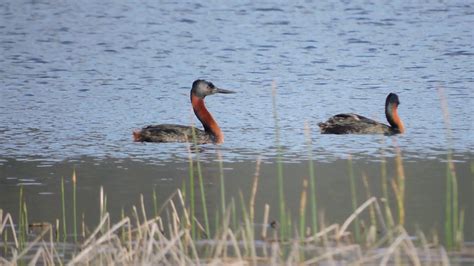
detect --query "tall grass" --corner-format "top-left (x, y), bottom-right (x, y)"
top-left (304, 122), bottom-right (318, 235)
top-left (1, 147), bottom-right (470, 264)
top-left (217, 148), bottom-right (226, 217)
top-left (438, 87), bottom-right (463, 250)
top-left (72, 170), bottom-right (77, 242)
top-left (185, 138), bottom-right (196, 238)
top-left (189, 124), bottom-right (210, 237)
top-left (61, 177), bottom-right (67, 241)
top-left (271, 82), bottom-right (287, 239)
top-left (347, 155), bottom-right (361, 242)
top-left (393, 144), bottom-right (406, 226)
top-left (3, 179), bottom-right (460, 264)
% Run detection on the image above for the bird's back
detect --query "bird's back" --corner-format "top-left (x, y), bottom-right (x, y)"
top-left (318, 113), bottom-right (394, 134)
top-left (133, 124), bottom-right (213, 143)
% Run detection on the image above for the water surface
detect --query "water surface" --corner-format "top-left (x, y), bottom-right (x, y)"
top-left (0, 0), bottom-right (473, 244)
top-left (1, 0), bottom-right (472, 162)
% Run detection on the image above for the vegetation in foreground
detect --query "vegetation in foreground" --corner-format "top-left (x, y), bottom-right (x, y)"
top-left (0, 143), bottom-right (472, 265)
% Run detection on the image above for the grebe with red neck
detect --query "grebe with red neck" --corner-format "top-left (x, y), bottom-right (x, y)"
top-left (133, 80), bottom-right (235, 144)
top-left (318, 93), bottom-right (405, 135)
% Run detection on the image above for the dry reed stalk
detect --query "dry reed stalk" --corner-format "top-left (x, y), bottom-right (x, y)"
top-left (81, 213), bottom-right (86, 238)
top-left (140, 194), bottom-right (148, 223)
top-left (226, 228), bottom-right (243, 262)
top-left (397, 232), bottom-right (421, 266)
top-left (249, 156), bottom-right (261, 223)
top-left (193, 217), bottom-right (206, 236)
top-left (380, 237), bottom-right (405, 266)
top-left (239, 225), bottom-right (250, 258)
top-left (177, 189), bottom-right (191, 228)
top-left (416, 230), bottom-right (433, 263)
top-left (82, 213), bottom-right (110, 247)
top-left (28, 247), bottom-right (45, 265)
top-left (0, 212), bottom-right (19, 248)
top-left (261, 204), bottom-right (269, 241)
top-left (184, 229), bottom-right (200, 264)
top-left (100, 186), bottom-right (104, 219)
top-left (169, 199), bottom-right (181, 227)
top-left (299, 177), bottom-right (308, 238)
top-left (286, 238), bottom-right (300, 265)
top-left (156, 230), bottom-right (187, 262)
top-left (13, 225), bottom-right (52, 262)
top-left (71, 217), bottom-right (131, 264)
top-left (338, 197), bottom-right (377, 239)
top-left (270, 241), bottom-right (280, 265)
top-left (39, 244), bottom-right (55, 266)
top-left (317, 212), bottom-right (337, 265)
top-left (156, 190), bottom-right (178, 216)
top-left (303, 245), bottom-right (360, 265)
top-left (212, 204), bottom-right (233, 260)
top-left (394, 144), bottom-right (405, 226)
top-left (132, 206), bottom-right (143, 239)
top-left (359, 227), bottom-right (421, 265)
top-left (143, 223), bottom-right (161, 263)
top-left (305, 224), bottom-right (339, 243)
top-left (212, 230), bottom-right (227, 261)
top-left (440, 246), bottom-right (450, 266)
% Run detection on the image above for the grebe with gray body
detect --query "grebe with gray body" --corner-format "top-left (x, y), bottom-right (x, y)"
top-left (318, 93), bottom-right (405, 135)
top-left (133, 80), bottom-right (235, 144)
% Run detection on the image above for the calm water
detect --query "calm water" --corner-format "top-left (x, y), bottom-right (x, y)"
top-left (0, 0), bottom-right (473, 242)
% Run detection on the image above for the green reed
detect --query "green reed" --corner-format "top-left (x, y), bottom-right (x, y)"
top-left (304, 122), bottom-right (318, 234)
top-left (438, 88), bottom-right (463, 250)
top-left (20, 198), bottom-right (28, 252)
top-left (347, 156), bottom-right (360, 242)
top-left (362, 174), bottom-right (377, 244)
top-left (272, 82), bottom-right (287, 239)
top-left (18, 186), bottom-right (25, 250)
top-left (153, 186), bottom-right (158, 218)
top-left (379, 145), bottom-right (394, 228)
top-left (393, 145), bottom-right (405, 226)
top-left (72, 170), bottom-right (77, 242)
top-left (190, 126), bottom-right (210, 237)
top-left (195, 151), bottom-right (210, 237)
top-left (217, 148), bottom-right (226, 218)
top-left (186, 140), bottom-right (196, 238)
top-left (61, 177), bottom-right (67, 241)
top-left (444, 157), bottom-right (453, 249)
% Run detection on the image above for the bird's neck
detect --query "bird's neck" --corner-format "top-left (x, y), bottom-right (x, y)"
top-left (385, 103), bottom-right (405, 133)
top-left (191, 94), bottom-right (224, 144)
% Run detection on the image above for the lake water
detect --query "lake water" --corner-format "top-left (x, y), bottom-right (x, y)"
top-left (1, 0), bottom-right (473, 243)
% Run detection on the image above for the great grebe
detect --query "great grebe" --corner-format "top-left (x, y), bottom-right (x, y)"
top-left (133, 80), bottom-right (235, 144)
top-left (318, 93), bottom-right (405, 135)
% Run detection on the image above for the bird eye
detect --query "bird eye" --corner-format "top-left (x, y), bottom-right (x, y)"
top-left (208, 83), bottom-right (215, 89)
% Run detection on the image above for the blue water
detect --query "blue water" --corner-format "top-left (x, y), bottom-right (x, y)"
top-left (1, 0), bottom-right (473, 163)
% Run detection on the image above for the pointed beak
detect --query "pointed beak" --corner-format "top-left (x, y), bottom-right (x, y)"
top-left (214, 87), bottom-right (236, 94)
